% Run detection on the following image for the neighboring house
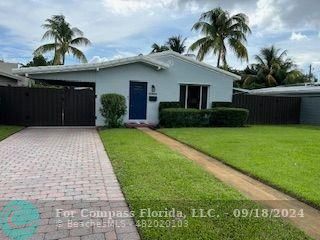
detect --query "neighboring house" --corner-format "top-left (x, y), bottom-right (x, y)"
top-left (0, 61), bottom-right (28, 86)
top-left (13, 51), bottom-right (240, 126)
top-left (248, 84), bottom-right (320, 124)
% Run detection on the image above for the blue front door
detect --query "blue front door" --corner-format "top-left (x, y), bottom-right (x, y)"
top-left (129, 81), bottom-right (147, 120)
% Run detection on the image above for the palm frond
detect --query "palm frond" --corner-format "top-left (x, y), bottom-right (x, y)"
top-left (243, 74), bottom-right (257, 85)
top-left (71, 27), bottom-right (84, 37)
top-left (228, 38), bottom-right (248, 61)
top-left (71, 37), bottom-right (91, 46)
top-left (69, 46), bottom-right (87, 63)
top-left (34, 43), bottom-right (57, 55)
top-left (41, 30), bottom-right (57, 41)
top-left (191, 7), bottom-right (250, 67)
top-left (254, 55), bottom-right (266, 66)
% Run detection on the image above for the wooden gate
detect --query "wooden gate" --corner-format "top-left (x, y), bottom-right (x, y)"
top-left (0, 86), bottom-right (95, 126)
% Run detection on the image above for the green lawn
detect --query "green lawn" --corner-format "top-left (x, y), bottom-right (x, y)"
top-left (100, 129), bottom-right (310, 240)
top-left (160, 125), bottom-right (320, 209)
top-left (0, 125), bottom-right (22, 141)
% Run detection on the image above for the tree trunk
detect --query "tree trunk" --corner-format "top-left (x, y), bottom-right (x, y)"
top-left (221, 49), bottom-right (227, 68)
top-left (217, 49), bottom-right (221, 67)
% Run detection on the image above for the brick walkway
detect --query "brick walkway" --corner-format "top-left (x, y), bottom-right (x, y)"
top-left (0, 128), bottom-right (140, 240)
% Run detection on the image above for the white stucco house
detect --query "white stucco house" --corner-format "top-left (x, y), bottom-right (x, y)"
top-left (13, 51), bottom-right (240, 126)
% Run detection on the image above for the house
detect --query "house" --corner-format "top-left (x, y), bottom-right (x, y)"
top-left (0, 61), bottom-right (28, 86)
top-left (248, 84), bottom-right (320, 124)
top-left (13, 51), bottom-right (240, 126)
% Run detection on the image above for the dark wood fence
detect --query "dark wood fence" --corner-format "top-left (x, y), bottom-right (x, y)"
top-left (0, 86), bottom-right (95, 126)
top-left (232, 94), bottom-right (301, 124)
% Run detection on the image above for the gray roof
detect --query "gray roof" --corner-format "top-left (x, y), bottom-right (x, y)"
top-left (12, 51), bottom-right (241, 80)
top-left (0, 70), bottom-right (26, 82)
top-left (13, 55), bottom-right (169, 75)
top-left (248, 84), bottom-right (320, 97)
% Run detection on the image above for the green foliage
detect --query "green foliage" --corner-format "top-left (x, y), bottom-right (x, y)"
top-left (150, 43), bottom-right (169, 53)
top-left (100, 94), bottom-right (126, 128)
top-left (212, 102), bottom-right (233, 108)
top-left (0, 126), bottom-right (23, 141)
top-left (161, 125), bottom-right (320, 208)
top-left (34, 15), bottom-right (91, 65)
top-left (100, 128), bottom-right (311, 239)
top-left (159, 108), bottom-right (211, 127)
top-left (242, 46), bottom-right (309, 88)
top-left (160, 107), bottom-right (249, 128)
top-left (158, 101), bottom-right (182, 111)
top-left (166, 35), bottom-right (187, 53)
top-left (23, 55), bottom-right (53, 67)
top-left (210, 107), bottom-right (249, 127)
top-left (190, 8), bottom-right (251, 67)
top-left (151, 35), bottom-right (187, 54)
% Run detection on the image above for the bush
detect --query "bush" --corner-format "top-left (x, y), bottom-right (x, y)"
top-left (159, 102), bottom-right (182, 111)
top-left (159, 108), bottom-right (211, 128)
top-left (210, 107), bottom-right (249, 127)
top-left (100, 94), bottom-right (127, 128)
top-left (212, 102), bottom-right (233, 108)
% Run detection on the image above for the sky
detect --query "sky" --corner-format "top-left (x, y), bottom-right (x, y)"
top-left (0, 0), bottom-right (319, 77)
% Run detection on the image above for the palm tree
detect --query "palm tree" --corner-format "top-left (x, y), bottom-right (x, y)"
top-left (243, 46), bottom-right (306, 88)
top-left (34, 15), bottom-right (91, 65)
top-left (189, 8), bottom-right (251, 68)
top-left (150, 43), bottom-right (169, 53)
top-left (166, 35), bottom-right (187, 54)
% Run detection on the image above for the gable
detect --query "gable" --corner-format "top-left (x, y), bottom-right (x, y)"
top-left (148, 51), bottom-right (240, 81)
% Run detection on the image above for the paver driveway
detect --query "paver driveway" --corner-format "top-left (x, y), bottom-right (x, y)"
top-left (0, 128), bottom-right (139, 240)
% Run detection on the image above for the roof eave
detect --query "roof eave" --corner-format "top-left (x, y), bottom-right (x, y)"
top-left (0, 71), bottom-right (26, 82)
top-left (12, 56), bottom-right (169, 75)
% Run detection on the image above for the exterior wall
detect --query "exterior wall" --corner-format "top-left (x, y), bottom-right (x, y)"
top-left (0, 62), bottom-right (19, 74)
top-left (0, 62), bottom-right (29, 86)
top-left (0, 76), bottom-right (17, 86)
top-left (30, 55), bottom-right (234, 126)
top-left (300, 97), bottom-right (320, 124)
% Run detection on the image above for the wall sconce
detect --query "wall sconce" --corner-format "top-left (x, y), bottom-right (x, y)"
top-left (151, 85), bottom-right (156, 93)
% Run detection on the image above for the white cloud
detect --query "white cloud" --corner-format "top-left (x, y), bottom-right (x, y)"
top-left (89, 56), bottom-right (109, 63)
top-left (251, 0), bottom-right (283, 32)
top-left (89, 50), bottom-right (136, 63)
top-left (290, 32), bottom-right (309, 41)
top-left (0, 0), bottom-right (319, 74)
top-left (102, 0), bottom-right (211, 16)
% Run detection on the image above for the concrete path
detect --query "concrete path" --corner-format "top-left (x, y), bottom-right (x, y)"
top-left (0, 128), bottom-right (139, 240)
top-left (139, 127), bottom-right (320, 240)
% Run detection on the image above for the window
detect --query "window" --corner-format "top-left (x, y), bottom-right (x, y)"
top-left (179, 84), bottom-right (208, 109)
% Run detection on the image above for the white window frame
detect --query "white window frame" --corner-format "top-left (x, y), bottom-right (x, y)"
top-left (180, 84), bottom-right (209, 110)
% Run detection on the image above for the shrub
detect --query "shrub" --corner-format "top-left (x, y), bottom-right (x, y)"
top-left (100, 94), bottom-right (127, 128)
top-left (212, 102), bottom-right (233, 108)
top-left (159, 102), bottom-right (182, 111)
top-left (159, 108), bottom-right (211, 128)
top-left (210, 107), bottom-right (249, 127)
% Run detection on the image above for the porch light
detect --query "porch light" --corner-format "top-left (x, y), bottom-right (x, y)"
top-left (151, 85), bottom-right (156, 93)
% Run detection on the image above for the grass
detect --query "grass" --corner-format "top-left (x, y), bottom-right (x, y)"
top-left (100, 129), bottom-right (310, 240)
top-left (0, 125), bottom-right (23, 141)
top-left (159, 125), bottom-right (320, 209)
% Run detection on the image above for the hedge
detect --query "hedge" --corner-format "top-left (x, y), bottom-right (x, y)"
top-left (100, 93), bottom-right (127, 128)
top-left (159, 108), bottom-right (211, 128)
top-left (159, 107), bottom-right (249, 128)
top-left (159, 102), bottom-right (182, 111)
top-left (210, 107), bottom-right (249, 127)
top-left (211, 102), bottom-right (233, 108)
